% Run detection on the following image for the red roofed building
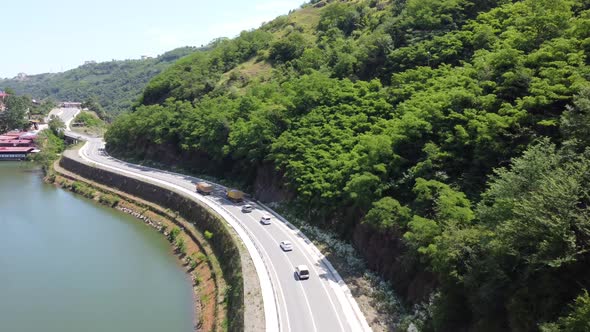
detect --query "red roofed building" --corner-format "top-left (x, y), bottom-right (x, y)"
top-left (19, 133), bottom-right (37, 140)
top-left (3, 131), bottom-right (22, 137)
top-left (0, 147), bottom-right (35, 160)
top-left (0, 139), bottom-right (33, 147)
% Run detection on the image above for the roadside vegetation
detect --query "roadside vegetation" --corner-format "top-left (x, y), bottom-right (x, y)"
top-left (100, 0), bottom-right (590, 330)
top-left (71, 110), bottom-right (106, 136)
top-left (31, 115), bottom-right (66, 172)
top-left (0, 92), bottom-right (55, 132)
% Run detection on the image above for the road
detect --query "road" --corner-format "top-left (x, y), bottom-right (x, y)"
top-left (47, 107), bottom-right (80, 130)
top-left (50, 108), bottom-right (372, 332)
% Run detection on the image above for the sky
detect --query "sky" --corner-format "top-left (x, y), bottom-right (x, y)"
top-left (0, 0), bottom-right (304, 78)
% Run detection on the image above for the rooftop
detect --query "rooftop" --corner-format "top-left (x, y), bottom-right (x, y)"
top-left (0, 147), bottom-right (35, 153)
top-left (0, 139), bottom-right (33, 144)
top-left (3, 132), bottom-right (24, 137)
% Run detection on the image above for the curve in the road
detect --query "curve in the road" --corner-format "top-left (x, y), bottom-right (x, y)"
top-left (75, 141), bottom-right (280, 332)
top-left (53, 107), bottom-right (371, 332)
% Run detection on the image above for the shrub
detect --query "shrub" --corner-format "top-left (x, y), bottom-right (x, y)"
top-left (168, 227), bottom-right (181, 241)
top-left (99, 194), bottom-right (120, 207)
top-left (71, 181), bottom-right (95, 198)
top-left (194, 275), bottom-right (202, 286)
top-left (176, 237), bottom-right (187, 255)
top-left (195, 252), bottom-right (208, 264)
top-left (190, 257), bottom-right (198, 270)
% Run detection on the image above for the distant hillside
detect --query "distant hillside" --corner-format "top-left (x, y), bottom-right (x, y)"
top-left (106, 1), bottom-right (590, 330)
top-left (0, 47), bottom-right (198, 118)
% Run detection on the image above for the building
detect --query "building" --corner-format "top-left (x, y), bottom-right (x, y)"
top-left (60, 101), bottom-right (82, 108)
top-left (18, 132), bottom-right (37, 140)
top-left (0, 132), bottom-right (37, 141)
top-left (0, 130), bottom-right (37, 160)
top-left (0, 147), bottom-right (36, 160)
top-left (1, 131), bottom-right (23, 138)
top-left (0, 139), bottom-right (34, 147)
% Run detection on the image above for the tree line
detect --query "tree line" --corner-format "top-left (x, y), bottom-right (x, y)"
top-left (105, 0), bottom-right (590, 330)
top-left (0, 47), bottom-right (198, 120)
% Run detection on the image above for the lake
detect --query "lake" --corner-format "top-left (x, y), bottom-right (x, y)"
top-left (0, 162), bottom-right (194, 331)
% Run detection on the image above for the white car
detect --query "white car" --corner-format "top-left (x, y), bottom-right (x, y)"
top-left (260, 215), bottom-right (272, 225)
top-left (241, 204), bottom-right (253, 213)
top-left (296, 265), bottom-right (310, 280)
top-left (280, 241), bottom-right (293, 251)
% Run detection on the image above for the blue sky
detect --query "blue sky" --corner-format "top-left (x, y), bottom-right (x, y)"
top-left (1, 0), bottom-right (304, 78)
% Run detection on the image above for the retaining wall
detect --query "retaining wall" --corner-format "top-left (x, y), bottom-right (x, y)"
top-left (59, 156), bottom-right (244, 332)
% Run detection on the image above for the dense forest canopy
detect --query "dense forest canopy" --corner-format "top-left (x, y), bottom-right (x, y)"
top-left (0, 47), bottom-right (198, 119)
top-left (105, 0), bottom-right (590, 330)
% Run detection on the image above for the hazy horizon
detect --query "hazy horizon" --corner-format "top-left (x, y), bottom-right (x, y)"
top-left (1, 0), bottom-right (303, 78)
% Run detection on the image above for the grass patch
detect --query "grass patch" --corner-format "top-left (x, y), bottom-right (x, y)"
top-left (71, 111), bottom-right (106, 136)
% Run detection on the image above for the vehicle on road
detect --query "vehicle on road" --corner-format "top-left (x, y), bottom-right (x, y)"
top-left (196, 181), bottom-right (213, 195)
top-left (296, 265), bottom-right (310, 280)
top-left (260, 214), bottom-right (272, 225)
top-left (227, 189), bottom-right (244, 202)
top-left (280, 240), bottom-right (293, 251)
top-left (241, 204), bottom-right (253, 213)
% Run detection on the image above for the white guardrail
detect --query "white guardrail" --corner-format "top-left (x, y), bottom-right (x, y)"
top-left (76, 142), bottom-right (281, 332)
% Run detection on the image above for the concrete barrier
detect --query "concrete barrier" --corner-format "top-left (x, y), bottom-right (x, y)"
top-left (59, 156), bottom-right (246, 332)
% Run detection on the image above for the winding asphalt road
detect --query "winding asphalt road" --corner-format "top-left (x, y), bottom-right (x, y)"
top-left (50, 108), bottom-right (372, 332)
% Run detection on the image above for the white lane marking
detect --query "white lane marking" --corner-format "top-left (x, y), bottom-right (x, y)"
top-left (64, 108), bottom-right (80, 131)
top-left (80, 138), bottom-right (369, 331)
top-left (256, 202), bottom-right (372, 332)
top-left (244, 213), bottom-right (318, 332)
top-left (266, 213), bottom-right (347, 331)
top-left (77, 141), bottom-right (281, 332)
top-left (205, 197), bottom-right (293, 332)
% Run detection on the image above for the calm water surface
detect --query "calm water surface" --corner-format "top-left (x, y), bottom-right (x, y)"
top-left (0, 162), bottom-right (194, 332)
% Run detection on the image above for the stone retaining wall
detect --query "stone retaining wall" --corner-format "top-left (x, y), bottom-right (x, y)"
top-left (59, 156), bottom-right (245, 332)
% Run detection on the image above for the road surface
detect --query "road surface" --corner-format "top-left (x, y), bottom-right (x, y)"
top-left (50, 108), bottom-right (371, 332)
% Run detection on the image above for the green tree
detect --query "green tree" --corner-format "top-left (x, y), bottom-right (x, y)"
top-left (0, 95), bottom-right (30, 132)
top-left (48, 115), bottom-right (66, 137)
top-left (268, 32), bottom-right (308, 63)
top-left (31, 129), bottom-right (65, 171)
top-left (363, 197), bottom-right (412, 232)
top-left (540, 290), bottom-right (590, 332)
top-left (561, 87), bottom-right (590, 148)
top-left (82, 95), bottom-right (107, 120)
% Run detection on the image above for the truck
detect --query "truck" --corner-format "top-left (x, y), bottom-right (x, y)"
top-left (226, 189), bottom-right (244, 202)
top-left (196, 182), bottom-right (213, 195)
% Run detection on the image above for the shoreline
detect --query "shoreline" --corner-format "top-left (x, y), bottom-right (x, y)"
top-left (49, 159), bottom-right (225, 332)
top-left (115, 205), bottom-right (203, 330)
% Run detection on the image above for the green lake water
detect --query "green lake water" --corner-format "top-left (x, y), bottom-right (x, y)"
top-left (0, 162), bottom-right (194, 331)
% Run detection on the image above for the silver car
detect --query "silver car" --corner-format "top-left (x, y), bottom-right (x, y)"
top-left (280, 240), bottom-right (293, 251)
top-left (296, 265), bottom-right (310, 280)
top-left (260, 215), bottom-right (272, 225)
top-left (241, 204), bottom-right (253, 213)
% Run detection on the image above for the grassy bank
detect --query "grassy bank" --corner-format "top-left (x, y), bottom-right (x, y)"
top-left (30, 130), bottom-right (66, 172)
top-left (71, 111), bottom-right (107, 137)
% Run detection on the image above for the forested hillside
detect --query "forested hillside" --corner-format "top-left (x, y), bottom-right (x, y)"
top-left (105, 0), bottom-right (590, 330)
top-left (0, 47), bottom-right (197, 118)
